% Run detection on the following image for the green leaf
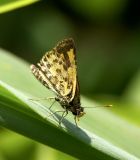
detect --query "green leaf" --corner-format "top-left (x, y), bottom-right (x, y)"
top-left (123, 70), bottom-right (140, 106)
top-left (0, 0), bottom-right (39, 14)
top-left (0, 48), bottom-right (139, 159)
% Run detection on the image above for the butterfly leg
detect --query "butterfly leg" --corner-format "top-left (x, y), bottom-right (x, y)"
top-left (29, 97), bottom-right (56, 109)
top-left (59, 110), bottom-right (68, 125)
top-left (48, 110), bottom-right (64, 117)
top-left (29, 97), bottom-right (57, 111)
top-left (49, 100), bottom-right (56, 109)
top-left (48, 110), bottom-right (67, 125)
top-left (29, 97), bottom-right (55, 101)
top-left (74, 116), bottom-right (78, 127)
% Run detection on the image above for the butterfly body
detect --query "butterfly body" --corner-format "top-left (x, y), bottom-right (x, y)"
top-left (31, 38), bottom-right (85, 124)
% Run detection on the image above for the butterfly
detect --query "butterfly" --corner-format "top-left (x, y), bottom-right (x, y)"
top-left (30, 38), bottom-right (85, 125)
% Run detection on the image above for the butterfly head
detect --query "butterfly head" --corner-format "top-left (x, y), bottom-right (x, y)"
top-left (72, 106), bottom-right (85, 124)
top-left (71, 106), bottom-right (86, 118)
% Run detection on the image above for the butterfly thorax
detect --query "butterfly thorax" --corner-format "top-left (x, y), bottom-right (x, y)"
top-left (55, 96), bottom-right (85, 118)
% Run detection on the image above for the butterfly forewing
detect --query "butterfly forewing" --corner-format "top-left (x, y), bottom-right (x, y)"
top-left (31, 38), bottom-right (77, 102)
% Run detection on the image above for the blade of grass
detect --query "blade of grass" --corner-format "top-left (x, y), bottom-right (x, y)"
top-left (0, 81), bottom-right (138, 160)
top-left (0, 82), bottom-right (114, 160)
top-left (0, 48), bottom-right (139, 159)
top-left (0, 0), bottom-right (39, 14)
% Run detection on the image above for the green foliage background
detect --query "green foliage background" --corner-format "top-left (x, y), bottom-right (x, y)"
top-left (0, 0), bottom-right (140, 160)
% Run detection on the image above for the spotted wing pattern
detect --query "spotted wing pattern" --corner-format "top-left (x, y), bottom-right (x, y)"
top-left (31, 38), bottom-right (77, 102)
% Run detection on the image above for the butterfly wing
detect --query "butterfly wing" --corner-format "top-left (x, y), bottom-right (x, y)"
top-left (31, 38), bottom-right (77, 102)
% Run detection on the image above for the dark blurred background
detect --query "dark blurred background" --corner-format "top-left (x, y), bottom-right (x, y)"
top-left (0, 0), bottom-right (140, 99)
top-left (0, 1), bottom-right (140, 160)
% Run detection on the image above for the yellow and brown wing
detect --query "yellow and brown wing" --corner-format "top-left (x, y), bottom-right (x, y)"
top-left (31, 38), bottom-right (77, 102)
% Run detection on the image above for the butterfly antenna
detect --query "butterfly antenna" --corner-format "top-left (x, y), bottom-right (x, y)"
top-left (83, 104), bottom-right (113, 109)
